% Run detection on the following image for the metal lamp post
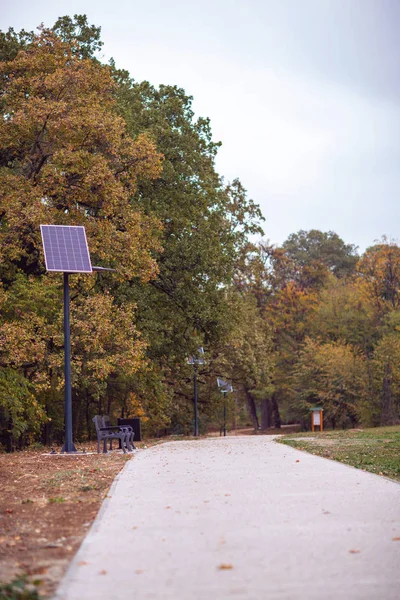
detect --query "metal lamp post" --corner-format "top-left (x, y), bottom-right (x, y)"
top-left (187, 348), bottom-right (205, 437)
top-left (217, 377), bottom-right (233, 437)
top-left (61, 267), bottom-right (115, 453)
top-left (40, 225), bottom-right (115, 454)
top-left (62, 272), bottom-right (75, 452)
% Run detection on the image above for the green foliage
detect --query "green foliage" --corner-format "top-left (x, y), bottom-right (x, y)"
top-left (0, 577), bottom-right (41, 600)
top-left (0, 28), bottom-right (34, 62)
top-left (370, 333), bottom-right (400, 425)
top-left (117, 80), bottom-right (264, 355)
top-left (0, 14), bottom-right (102, 63)
top-left (106, 70), bottom-right (266, 431)
top-left (357, 239), bottom-right (400, 314)
top-left (310, 275), bottom-right (376, 348)
top-left (208, 292), bottom-right (274, 429)
top-left (52, 14), bottom-right (103, 58)
top-left (291, 338), bottom-right (367, 428)
top-left (0, 368), bottom-right (47, 442)
top-left (282, 229), bottom-right (359, 278)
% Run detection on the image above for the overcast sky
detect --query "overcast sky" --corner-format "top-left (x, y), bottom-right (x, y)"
top-left (2, 0), bottom-right (399, 252)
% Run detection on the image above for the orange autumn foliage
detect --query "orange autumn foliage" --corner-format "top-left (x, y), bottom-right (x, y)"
top-left (0, 29), bottom-right (163, 282)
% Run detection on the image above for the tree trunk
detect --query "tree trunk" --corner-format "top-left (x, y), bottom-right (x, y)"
top-left (271, 393), bottom-right (281, 428)
top-left (381, 361), bottom-right (393, 425)
top-left (261, 398), bottom-right (272, 430)
top-left (245, 389), bottom-right (259, 430)
top-left (85, 391), bottom-right (92, 441)
top-left (42, 417), bottom-right (51, 446)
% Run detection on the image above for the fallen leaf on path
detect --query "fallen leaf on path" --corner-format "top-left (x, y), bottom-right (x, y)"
top-left (392, 537), bottom-right (400, 541)
top-left (135, 570), bottom-right (144, 574)
top-left (218, 563), bottom-right (233, 570)
top-left (295, 460), bottom-right (300, 463)
top-left (348, 549), bottom-right (360, 554)
top-left (78, 561), bottom-right (88, 566)
top-left (98, 569), bottom-right (107, 575)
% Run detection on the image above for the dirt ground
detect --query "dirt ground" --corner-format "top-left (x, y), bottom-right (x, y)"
top-left (0, 443), bottom-right (136, 598)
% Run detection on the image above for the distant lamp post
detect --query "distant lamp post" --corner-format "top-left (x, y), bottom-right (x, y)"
top-left (217, 378), bottom-right (233, 437)
top-left (187, 348), bottom-right (205, 437)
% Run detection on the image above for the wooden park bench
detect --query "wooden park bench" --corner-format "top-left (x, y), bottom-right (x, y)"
top-left (92, 415), bottom-right (134, 454)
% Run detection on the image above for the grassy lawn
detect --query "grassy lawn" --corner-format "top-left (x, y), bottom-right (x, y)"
top-left (278, 426), bottom-right (400, 482)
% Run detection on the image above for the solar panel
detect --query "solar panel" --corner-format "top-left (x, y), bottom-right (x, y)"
top-left (217, 377), bottom-right (233, 392)
top-left (40, 225), bottom-right (92, 273)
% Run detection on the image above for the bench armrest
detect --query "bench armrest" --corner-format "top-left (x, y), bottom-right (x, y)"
top-left (98, 426), bottom-right (124, 432)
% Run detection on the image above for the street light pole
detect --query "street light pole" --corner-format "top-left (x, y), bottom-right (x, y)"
top-left (223, 390), bottom-right (227, 437)
top-left (61, 272), bottom-right (76, 453)
top-left (40, 225), bottom-right (116, 455)
top-left (188, 347), bottom-right (205, 437)
top-left (217, 377), bottom-right (233, 438)
top-left (193, 363), bottom-right (199, 437)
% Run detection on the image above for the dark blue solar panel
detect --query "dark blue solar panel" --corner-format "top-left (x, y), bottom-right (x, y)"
top-left (40, 225), bottom-right (92, 273)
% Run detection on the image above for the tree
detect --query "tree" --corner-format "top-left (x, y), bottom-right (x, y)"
top-left (357, 239), bottom-right (400, 315)
top-left (0, 29), bottom-right (163, 442)
top-left (291, 338), bottom-right (367, 429)
top-left (210, 293), bottom-right (274, 430)
top-left (0, 368), bottom-right (47, 451)
top-left (283, 229), bottom-right (359, 279)
top-left (106, 74), bottom-right (265, 431)
top-left (310, 275), bottom-right (376, 350)
top-left (233, 241), bottom-right (323, 426)
top-left (52, 14), bottom-right (103, 58)
top-left (114, 79), bottom-right (264, 355)
top-left (0, 29), bottom-right (163, 282)
top-left (370, 332), bottom-right (400, 426)
top-left (0, 14), bottom-right (103, 63)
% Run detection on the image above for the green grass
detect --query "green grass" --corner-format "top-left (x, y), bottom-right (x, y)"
top-left (278, 426), bottom-right (400, 482)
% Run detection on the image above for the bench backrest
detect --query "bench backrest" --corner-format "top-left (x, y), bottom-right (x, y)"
top-left (102, 415), bottom-right (111, 428)
top-left (92, 415), bottom-right (103, 433)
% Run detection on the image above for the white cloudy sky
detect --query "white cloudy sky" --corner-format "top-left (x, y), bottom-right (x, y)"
top-left (2, 0), bottom-right (399, 252)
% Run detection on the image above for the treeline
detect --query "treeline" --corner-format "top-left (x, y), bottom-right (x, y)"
top-left (0, 17), bottom-right (398, 449)
top-left (242, 231), bottom-right (400, 430)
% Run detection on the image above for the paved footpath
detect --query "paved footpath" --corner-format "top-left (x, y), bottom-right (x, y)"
top-left (55, 436), bottom-right (400, 600)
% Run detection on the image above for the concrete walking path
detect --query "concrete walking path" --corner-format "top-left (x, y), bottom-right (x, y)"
top-left (55, 436), bottom-right (400, 600)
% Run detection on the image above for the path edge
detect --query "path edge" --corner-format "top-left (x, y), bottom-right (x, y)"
top-left (53, 450), bottom-right (143, 599)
